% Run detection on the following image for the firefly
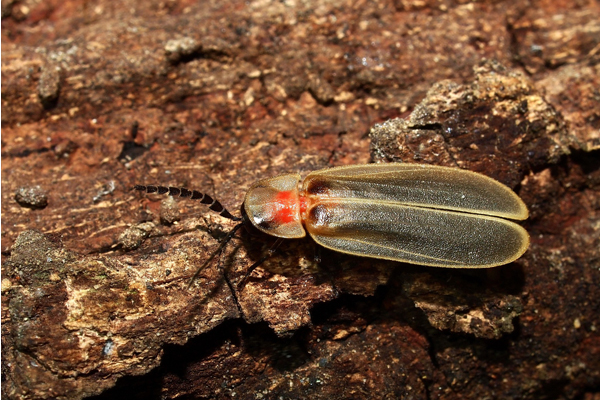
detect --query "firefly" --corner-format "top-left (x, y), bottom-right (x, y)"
top-left (135, 163), bottom-right (529, 287)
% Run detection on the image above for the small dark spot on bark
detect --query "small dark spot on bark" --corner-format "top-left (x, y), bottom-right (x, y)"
top-left (118, 141), bottom-right (148, 163)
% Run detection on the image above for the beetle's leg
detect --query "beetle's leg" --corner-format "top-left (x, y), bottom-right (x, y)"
top-left (187, 223), bottom-right (244, 289)
top-left (190, 223), bottom-right (246, 317)
top-left (220, 257), bottom-right (245, 318)
top-left (313, 244), bottom-right (322, 264)
top-left (237, 237), bottom-right (285, 290)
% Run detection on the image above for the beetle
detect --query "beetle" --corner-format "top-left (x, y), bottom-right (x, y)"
top-left (135, 163), bottom-right (529, 286)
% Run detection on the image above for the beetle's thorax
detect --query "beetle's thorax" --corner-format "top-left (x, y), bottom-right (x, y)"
top-left (243, 173), bottom-right (306, 239)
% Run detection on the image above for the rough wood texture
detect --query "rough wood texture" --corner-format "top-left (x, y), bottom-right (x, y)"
top-left (2, 0), bottom-right (599, 399)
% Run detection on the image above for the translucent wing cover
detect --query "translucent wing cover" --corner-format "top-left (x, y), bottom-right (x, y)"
top-left (302, 164), bottom-right (529, 267)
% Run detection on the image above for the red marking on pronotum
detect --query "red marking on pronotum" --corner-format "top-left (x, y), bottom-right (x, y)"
top-left (272, 191), bottom-right (299, 225)
top-left (135, 163), bottom-right (530, 289)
